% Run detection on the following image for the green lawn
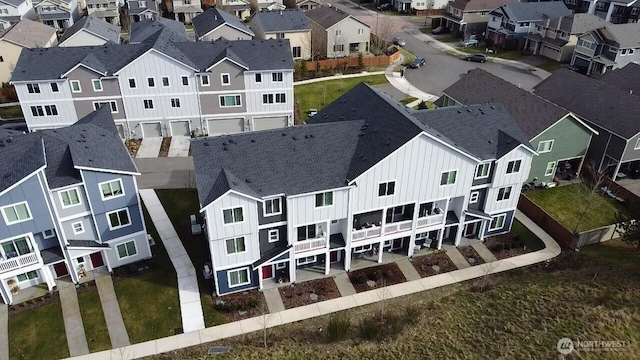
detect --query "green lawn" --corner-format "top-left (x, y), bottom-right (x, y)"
top-left (436, 35), bottom-right (461, 43)
top-left (511, 219), bottom-right (545, 251)
top-left (0, 105), bottom-right (23, 119)
top-left (526, 183), bottom-right (629, 233)
top-left (150, 239), bottom-right (640, 360)
top-left (413, 101), bottom-right (436, 110)
top-left (458, 47), bottom-right (524, 60)
top-left (295, 75), bottom-right (388, 122)
top-left (156, 189), bottom-right (228, 327)
top-left (8, 301), bottom-right (69, 360)
top-left (536, 60), bottom-right (564, 72)
top-left (77, 290), bottom-right (111, 352)
top-left (113, 206), bottom-right (182, 343)
top-left (400, 97), bottom-right (418, 105)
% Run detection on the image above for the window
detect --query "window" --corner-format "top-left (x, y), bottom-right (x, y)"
top-left (335, 29), bottom-right (342, 36)
top-left (263, 94), bottom-right (273, 104)
top-left (0, 236), bottom-right (31, 258)
top-left (577, 38), bottom-right (596, 50)
top-left (272, 72), bottom-right (283, 82)
top-left (107, 208), bottom-right (131, 230)
top-left (609, 46), bottom-right (618, 54)
top-left (162, 77), bottom-right (169, 87)
top-left (357, 28), bottom-right (363, 35)
top-left (333, 44), bottom-right (344, 52)
top-left (50, 83), bottom-right (59, 93)
top-left (497, 186), bottom-right (512, 201)
top-left (353, 244), bottom-right (372, 253)
top-left (116, 240), bottom-right (137, 259)
top-left (264, 198), bottom-right (281, 216)
top-left (137, 0), bottom-right (145, 6)
top-left (489, 214), bottom-right (506, 230)
top-left (1, 202), bottom-right (32, 225)
top-left (292, 46), bottom-right (301, 58)
top-left (221, 73), bottom-right (230, 85)
top-left (143, 99), bottom-right (154, 109)
top-left (93, 101), bottom-right (118, 113)
top-left (170, 98), bottom-right (181, 108)
top-left (378, 181), bottom-right (395, 196)
top-left (255, 73), bottom-right (262, 83)
top-left (297, 256), bottom-right (316, 266)
top-left (440, 170), bottom-right (457, 185)
top-left (506, 160), bottom-right (521, 174)
top-left (223, 207), bottom-right (244, 224)
top-left (27, 83), bottom-right (40, 94)
top-left (297, 224), bottom-right (316, 241)
top-left (70, 80), bottom-right (81, 93)
top-left (43, 229), bottom-right (55, 239)
top-left (475, 163), bottom-right (490, 179)
top-left (219, 95), bottom-right (241, 107)
top-left (228, 268), bottom-right (250, 287)
top-left (537, 140), bottom-right (554, 153)
top-left (632, 7), bottom-right (639, 15)
top-left (630, 49), bottom-right (636, 55)
top-left (276, 93), bottom-right (286, 103)
top-left (181, 76), bottom-right (189, 86)
top-left (225, 237), bottom-right (246, 255)
top-left (72, 221), bottom-right (85, 235)
top-left (44, 105), bottom-right (58, 116)
top-left (147, 77), bottom-right (155, 87)
top-left (92, 79), bottom-right (102, 91)
top-left (315, 192), bottom-right (333, 207)
top-left (128, 78), bottom-right (136, 88)
top-left (276, 262), bottom-right (286, 269)
top-left (59, 188), bottom-right (81, 208)
top-left (469, 191), bottom-right (479, 204)
top-left (76, 256), bottom-right (84, 264)
top-left (201, 75), bottom-right (210, 86)
top-left (30, 106), bottom-right (44, 117)
top-left (100, 179), bottom-right (124, 200)
top-left (520, 22), bottom-right (530, 27)
top-left (635, 138), bottom-right (640, 150)
top-left (545, 161), bottom-right (556, 176)
top-left (16, 271), bottom-right (38, 282)
top-left (268, 229), bottom-right (279, 243)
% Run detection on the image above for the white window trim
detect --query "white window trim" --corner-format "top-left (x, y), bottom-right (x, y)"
top-left (537, 140), bottom-right (554, 153)
top-left (296, 256), bottom-right (316, 266)
top-left (92, 79), bottom-right (103, 92)
top-left (161, 76), bottom-right (170, 87)
top-left (255, 73), bottom-right (262, 83)
top-left (128, 78), bottom-right (136, 88)
top-left (506, 159), bottom-right (522, 174)
top-left (106, 208), bottom-right (131, 231)
top-left (219, 94), bottom-right (242, 108)
top-left (181, 76), bottom-right (189, 87)
top-left (227, 267), bottom-right (251, 288)
top-left (43, 229), bottom-right (55, 239)
top-left (146, 77), bottom-right (156, 88)
top-left (353, 244), bottom-right (372, 253)
top-left (16, 270), bottom-right (39, 282)
top-left (222, 206), bottom-right (245, 225)
top-left (469, 191), bottom-right (479, 204)
top-left (70, 80), bottom-right (81, 93)
top-left (268, 229), bottom-right (279, 243)
top-left (92, 101), bottom-right (118, 114)
top-left (221, 73), bottom-right (230, 86)
top-left (201, 75), bottom-right (210, 86)
top-left (225, 237), bottom-right (247, 255)
top-left (263, 198), bottom-right (282, 216)
top-left (170, 97), bottom-right (181, 108)
top-left (1, 201), bottom-right (33, 225)
top-left (116, 240), bottom-right (137, 259)
top-left (71, 221), bottom-right (85, 235)
top-left (50, 83), bottom-right (59, 93)
top-left (634, 138), bottom-right (640, 150)
top-left (58, 188), bottom-right (82, 209)
top-left (143, 99), bottom-right (154, 110)
top-left (440, 169), bottom-right (458, 186)
top-left (497, 186), bottom-right (512, 201)
top-left (489, 213), bottom-right (507, 230)
top-left (314, 191), bottom-right (333, 208)
top-left (377, 180), bottom-right (396, 197)
top-left (545, 161), bottom-right (556, 176)
top-left (98, 178), bottom-right (125, 201)
top-left (475, 163), bottom-right (491, 179)
top-left (272, 72), bottom-right (283, 82)
top-left (275, 262), bottom-right (286, 270)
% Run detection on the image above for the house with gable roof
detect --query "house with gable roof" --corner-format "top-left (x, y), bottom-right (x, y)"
top-left (250, 9), bottom-right (311, 59)
top-left (305, 6), bottom-right (370, 58)
top-left (192, 7), bottom-right (254, 41)
top-left (0, 0), bottom-right (36, 30)
top-left (0, 19), bottom-right (57, 82)
top-left (58, 15), bottom-right (121, 47)
top-left (33, 0), bottom-right (80, 29)
top-left (571, 21), bottom-right (640, 75)
top-left (442, 0), bottom-right (517, 38)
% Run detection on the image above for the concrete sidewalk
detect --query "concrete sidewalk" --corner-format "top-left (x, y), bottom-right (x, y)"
top-left (136, 138), bottom-right (162, 159)
top-left (58, 280), bottom-right (89, 356)
top-left (263, 288), bottom-right (285, 313)
top-left (0, 304), bottom-right (7, 360)
top-left (294, 71), bottom-right (385, 85)
top-left (384, 54), bottom-right (439, 103)
top-left (167, 137), bottom-right (190, 157)
top-left (95, 271), bottom-right (130, 348)
top-left (66, 210), bottom-right (560, 359)
top-left (139, 189), bottom-right (205, 333)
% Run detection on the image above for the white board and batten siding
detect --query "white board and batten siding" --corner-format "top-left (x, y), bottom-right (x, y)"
top-left (351, 134), bottom-right (477, 213)
top-left (243, 70), bottom-right (294, 115)
top-left (483, 146), bottom-right (532, 214)
top-left (288, 188), bottom-right (349, 226)
top-left (15, 81), bottom-right (78, 130)
top-left (204, 192), bottom-right (260, 269)
top-left (59, 31), bottom-right (109, 47)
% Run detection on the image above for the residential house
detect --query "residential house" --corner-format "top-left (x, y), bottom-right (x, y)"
top-left (172, 0), bottom-right (202, 24)
top-left (294, 0), bottom-right (320, 11)
top-left (486, 1), bottom-right (571, 49)
top-left (439, 69), bottom-right (597, 184)
top-left (571, 21), bottom-right (640, 75)
top-left (129, 16), bottom-right (187, 43)
top-left (392, 0), bottom-right (448, 14)
top-left (33, 0), bottom-right (80, 29)
top-left (250, 9), bottom-right (311, 59)
top-left (191, 83), bottom-right (535, 295)
top-left (0, 20), bottom-right (56, 83)
top-left (11, 32), bottom-right (294, 138)
top-left (127, 0), bottom-right (157, 23)
top-left (58, 15), bottom-right (121, 46)
top-left (534, 68), bottom-right (640, 179)
top-left (563, 0), bottom-right (640, 24)
top-left (0, 0), bottom-right (36, 30)
top-left (305, 6), bottom-right (370, 58)
top-left (0, 106), bottom-right (152, 305)
top-left (524, 13), bottom-right (608, 62)
top-left (86, 0), bottom-right (120, 26)
top-left (442, 0), bottom-right (517, 38)
top-left (597, 62), bottom-right (640, 94)
top-left (192, 7), bottom-right (254, 41)
top-left (218, 0), bottom-right (284, 20)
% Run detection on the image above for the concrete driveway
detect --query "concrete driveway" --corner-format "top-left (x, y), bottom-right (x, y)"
top-left (134, 157), bottom-right (195, 189)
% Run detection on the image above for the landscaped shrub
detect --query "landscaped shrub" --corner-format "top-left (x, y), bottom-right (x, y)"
top-left (355, 273), bottom-right (368, 284)
top-left (326, 315), bottom-right (350, 342)
top-left (403, 304), bottom-right (422, 325)
top-left (214, 299), bottom-right (260, 312)
top-left (373, 270), bottom-right (384, 281)
top-left (358, 317), bottom-right (379, 340)
top-left (385, 312), bottom-right (404, 334)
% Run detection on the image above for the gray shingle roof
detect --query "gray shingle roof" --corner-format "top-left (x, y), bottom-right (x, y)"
top-left (501, 1), bottom-right (571, 22)
top-left (192, 8), bottom-right (254, 38)
top-left (0, 0), bottom-right (26, 7)
top-left (129, 17), bottom-right (188, 43)
top-left (566, 13), bottom-right (609, 34)
top-left (442, 68), bottom-right (569, 139)
top-left (305, 6), bottom-right (351, 29)
top-left (59, 16), bottom-right (121, 45)
top-left (534, 69), bottom-right (640, 139)
top-left (251, 9), bottom-right (311, 33)
top-left (598, 63), bottom-right (640, 95)
top-left (0, 19), bottom-right (56, 48)
top-left (0, 130), bottom-right (45, 194)
top-left (449, 0), bottom-right (517, 12)
top-left (604, 22), bottom-right (640, 48)
top-left (68, 240), bottom-right (109, 248)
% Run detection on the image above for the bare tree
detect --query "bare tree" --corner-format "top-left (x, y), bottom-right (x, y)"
top-left (375, 17), bottom-right (396, 51)
top-left (474, 261), bottom-right (498, 292)
top-left (257, 301), bottom-right (274, 348)
top-left (320, 81), bottom-right (329, 106)
top-left (572, 163), bottom-right (608, 235)
top-left (377, 278), bottom-right (391, 322)
top-left (329, 32), bottom-right (348, 59)
top-left (303, 31), bottom-right (326, 61)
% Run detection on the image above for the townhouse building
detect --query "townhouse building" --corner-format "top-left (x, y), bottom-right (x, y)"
top-left (58, 15), bottom-right (121, 46)
top-left (563, 0), bottom-right (640, 24)
top-left (192, 7), bottom-right (255, 41)
top-left (571, 21), bottom-right (640, 75)
top-left (0, 0), bottom-right (36, 30)
top-left (305, 6), bottom-right (370, 59)
top-left (0, 19), bottom-right (57, 83)
top-left (0, 106), bottom-right (152, 305)
top-left (442, 0), bottom-right (517, 38)
top-left (127, 0), bottom-right (157, 23)
top-left (191, 84), bottom-right (535, 295)
top-left (33, 0), bottom-right (80, 29)
top-left (171, 0), bottom-right (202, 24)
top-left (11, 27), bottom-right (294, 138)
top-left (86, 0), bottom-right (121, 26)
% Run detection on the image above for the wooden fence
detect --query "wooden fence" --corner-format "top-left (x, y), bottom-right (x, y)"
top-left (304, 52), bottom-right (400, 71)
top-left (518, 194), bottom-right (574, 249)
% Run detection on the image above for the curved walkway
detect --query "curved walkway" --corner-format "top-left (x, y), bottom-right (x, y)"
top-left (384, 53), bottom-right (439, 102)
top-left (64, 209), bottom-right (560, 360)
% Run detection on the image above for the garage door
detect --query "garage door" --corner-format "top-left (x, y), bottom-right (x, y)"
top-left (207, 118), bottom-right (243, 136)
top-left (116, 124), bottom-right (125, 139)
top-left (170, 121), bottom-right (190, 137)
top-left (142, 123), bottom-right (162, 138)
top-left (253, 116), bottom-right (288, 131)
top-left (540, 45), bottom-right (560, 60)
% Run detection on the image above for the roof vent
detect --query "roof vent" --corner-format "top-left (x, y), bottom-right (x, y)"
top-left (0, 142), bottom-right (4, 148)
top-left (203, 142), bottom-right (209, 146)
top-left (222, 142), bottom-right (228, 146)
top-left (385, 140), bottom-right (391, 146)
top-left (232, 181), bottom-right (238, 186)
top-left (488, 140), bottom-right (493, 144)
top-left (251, 139), bottom-right (256, 143)
top-left (5, 137), bottom-right (11, 143)
top-left (466, 108), bottom-right (471, 112)
top-left (304, 135), bottom-right (309, 139)
top-left (246, 178), bottom-right (251, 183)
top-left (358, 132), bottom-right (364, 137)
top-left (282, 133), bottom-right (287, 136)
top-left (229, 139), bottom-right (236, 144)
top-left (373, 129), bottom-right (378, 133)
top-left (310, 134), bottom-right (315, 138)
top-left (223, 146), bottom-right (229, 151)
top-left (292, 136), bottom-right (297, 140)
top-left (457, 110), bottom-right (461, 113)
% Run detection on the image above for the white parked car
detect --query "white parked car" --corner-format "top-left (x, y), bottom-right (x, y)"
top-left (460, 39), bottom-right (479, 47)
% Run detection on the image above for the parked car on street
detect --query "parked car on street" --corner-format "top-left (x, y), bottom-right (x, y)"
top-left (464, 54), bottom-right (487, 63)
top-left (409, 58), bottom-right (426, 68)
top-left (432, 26), bottom-right (450, 35)
top-left (377, 3), bottom-right (392, 10)
top-left (393, 38), bottom-right (406, 47)
top-left (460, 38), bottom-right (479, 47)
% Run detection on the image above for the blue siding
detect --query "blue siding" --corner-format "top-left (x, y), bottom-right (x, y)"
top-left (483, 210), bottom-right (514, 237)
top-left (216, 266), bottom-right (259, 294)
top-left (82, 170), bottom-right (143, 242)
top-left (33, 232), bottom-right (59, 250)
top-left (273, 251), bottom-right (289, 262)
top-left (0, 172), bottom-right (54, 240)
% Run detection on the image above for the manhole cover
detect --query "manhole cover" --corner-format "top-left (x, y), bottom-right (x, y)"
top-left (208, 346), bottom-right (230, 355)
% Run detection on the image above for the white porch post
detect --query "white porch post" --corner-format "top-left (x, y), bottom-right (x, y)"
top-left (325, 252), bottom-right (330, 275)
top-left (408, 201), bottom-right (420, 258)
top-left (479, 220), bottom-right (487, 241)
top-left (103, 250), bottom-right (113, 273)
top-left (377, 239), bottom-right (384, 263)
top-left (345, 187), bottom-right (354, 272)
top-left (454, 221), bottom-right (463, 247)
top-left (258, 266), bottom-right (264, 290)
top-left (289, 255), bottom-right (296, 283)
top-left (437, 228), bottom-right (445, 250)
top-left (325, 219), bottom-right (331, 275)
top-left (41, 266), bottom-right (56, 291)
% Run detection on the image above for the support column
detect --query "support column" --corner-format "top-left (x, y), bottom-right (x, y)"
top-left (103, 250), bottom-right (113, 273)
top-left (325, 252), bottom-right (330, 275)
top-left (437, 228), bottom-right (445, 250)
top-left (289, 253), bottom-right (296, 283)
top-left (377, 240), bottom-right (384, 263)
top-left (454, 222), bottom-right (463, 247)
top-left (258, 265), bottom-right (264, 290)
top-left (41, 266), bottom-right (56, 291)
top-left (408, 201), bottom-right (419, 258)
top-left (479, 220), bottom-right (487, 241)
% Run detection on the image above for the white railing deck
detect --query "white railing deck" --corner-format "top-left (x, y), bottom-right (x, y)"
top-left (0, 252), bottom-right (39, 274)
top-left (294, 237), bottom-right (327, 253)
top-left (416, 213), bottom-right (445, 228)
top-left (384, 219), bottom-right (413, 235)
top-left (352, 226), bottom-right (382, 242)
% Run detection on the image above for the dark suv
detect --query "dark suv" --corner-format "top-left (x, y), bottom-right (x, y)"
top-left (465, 54), bottom-right (487, 63)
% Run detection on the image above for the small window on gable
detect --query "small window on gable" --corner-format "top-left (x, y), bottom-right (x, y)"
top-left (264, 198), bottom-right (281, 216)
top-left (181, 76), bottom-right (189, 86)
top-left (129, 78), bottom-right (136, 88)
top-left (255, 73), bottom-right (262, 83)
top-left (162, 77), bottom-right (169, 87)
top-left (506, 160), bottom-right (521, 174)
top-left (475, 163), bottom-right (490, 179)
top-left (147, 77), bottom-right (155, 88)
top-left (378, 181), bottom-right (395, 197)
top-left (440, 170), bottom-right (457, 186)
top-left (315, 192), bottom-right (333, 207)
top-left (50, 83), bottom-right (59, 93)
top-left (537, 140), bottom-right (554, 153)
top-left (221, 73), bottom-right (230, 85)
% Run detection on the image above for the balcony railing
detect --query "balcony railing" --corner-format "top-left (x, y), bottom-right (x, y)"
top-left (352, 226), bottom-right (382, 242)
top-left (384, 220), bottom-right (413, 235)
top-left (417, 213), bottom-right (445, 229)
top-left (0, 253), bottom-right (39, 274)
top-left (294, 237), bottom-right (327, 253)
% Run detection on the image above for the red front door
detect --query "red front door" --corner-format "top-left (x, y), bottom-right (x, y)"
top-left (262, 265), bottom-right (273, 279)
top-left (54, 262), bottom-right (68, 277)
top-left (330, 251), bottom-right (338, 262)
top-left (90, 252), bottom-right (105, 268)
top-left (393, 238), bottom-right (403, 249)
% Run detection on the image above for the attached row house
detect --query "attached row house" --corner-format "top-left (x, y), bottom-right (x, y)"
top-left (192, 84), bottom-right (536, 295)
top-left (0, 0), bottom-right (36, 30)
top-left (571, 21), bottom-right (640, 75)
top-left (563, 0), bottom-right (640, 25)
top-left (442, 0), bottom-right (516, 38)
top-left (0, 106), bottom-right (152, 305)
top-left (11, 20), bottom-right (294, 138)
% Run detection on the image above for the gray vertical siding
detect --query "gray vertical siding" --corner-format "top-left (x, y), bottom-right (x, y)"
top-left (51, 184), bottom-right (90, 219)
top-left (68, 67), bottom-right (122, 98)
top-left (258, 225), bottom-right (287, 256)
top-left (257, 197), bottom-right (287, 225)
top-left (0, 172), bottom-right (55, 240)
